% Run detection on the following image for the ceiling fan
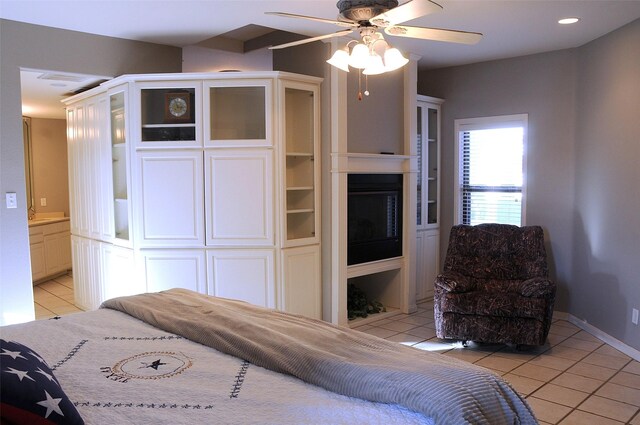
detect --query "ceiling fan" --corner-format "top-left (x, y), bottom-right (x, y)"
top-left (267, 0), bottom-right (481, 99)
top-left (266, 0), bottom-right (483, 51)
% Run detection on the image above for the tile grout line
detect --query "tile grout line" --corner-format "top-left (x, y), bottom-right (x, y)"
top-left (552, 356), bottom-right (636, 424)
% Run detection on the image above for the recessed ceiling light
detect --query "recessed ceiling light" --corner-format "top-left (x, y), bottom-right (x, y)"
top-left (558, 17), bottom-right (580, 25)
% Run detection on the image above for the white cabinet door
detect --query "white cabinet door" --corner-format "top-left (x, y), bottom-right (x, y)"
top-left (280, 245), bottom-right (321, 319)
top-left (67, 107), bottom-right (80, 236)
top-left (66, 95), bottom-right (110, 240)
top-left (136, 151), bottom-right (205, 247)
top-left (203, 79), bottom-right (273, 148)
top-left (134, 81), bottom-right (202, 149)
top-left (71, 236), bottom-right (104, 311)
top-left (140, 249), bottom-right (207, 294)
top-left (102, 244), bottom-right (140, 300)
top-left (416, 229), bottom-right (439, 301)
top-left (59, 232), bottom-right (72, 271)
top-left (30, 242), bottom-right (46, 282)
top-left (204, 149), bottom-right (274, 246)
top-left (207, 249), bottom-right (275, 308)
top-left (44, 233), bottom-right (63, 275)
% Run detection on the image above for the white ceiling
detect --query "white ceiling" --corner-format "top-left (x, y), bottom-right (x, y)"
top-left (3, 0), bottom-right (640, 119)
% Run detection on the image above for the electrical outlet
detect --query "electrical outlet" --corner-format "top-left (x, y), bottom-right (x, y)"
top-left (40, 197), bottom-right (47, 207)
top-left (633, 308), bottom-right (639, 326)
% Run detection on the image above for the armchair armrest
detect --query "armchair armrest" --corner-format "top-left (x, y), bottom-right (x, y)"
top-left (435, 271), bottom-right (476, 293)
top-left (518, 277), bottom-right (556, 298)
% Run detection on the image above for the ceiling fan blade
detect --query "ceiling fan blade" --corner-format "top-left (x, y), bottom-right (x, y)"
top-left (370, 0), bottom-right (443, 27)
top-left (268, 29), bottom-right (354, 50)
top-left (265, 12), bottom-right (357, 28)
top-left (385, 25), bottom-right (482, 45)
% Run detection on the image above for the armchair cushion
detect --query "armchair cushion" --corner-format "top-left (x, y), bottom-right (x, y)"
top-left (519, 277), bottom-right (556, 298)
top-left (474, 278), bottom-right (556, 298)
top-left (434, 271), bottom-right (475, 293)
top-left (438, 292), bottom-right (548, 319)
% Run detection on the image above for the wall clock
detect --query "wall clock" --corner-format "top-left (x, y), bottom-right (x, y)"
top-left (165, 93), bottom-right (191, 123)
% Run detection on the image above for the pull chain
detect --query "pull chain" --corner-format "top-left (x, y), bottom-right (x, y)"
top-left (357, 69), bottom-right (371, 101)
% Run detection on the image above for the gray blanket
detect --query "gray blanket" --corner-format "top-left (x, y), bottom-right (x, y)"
top-left (102, 289), bottom-right (538, 425)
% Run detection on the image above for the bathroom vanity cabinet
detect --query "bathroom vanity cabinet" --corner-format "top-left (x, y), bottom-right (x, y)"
top-left (28, 218), bottom-right (72, 283)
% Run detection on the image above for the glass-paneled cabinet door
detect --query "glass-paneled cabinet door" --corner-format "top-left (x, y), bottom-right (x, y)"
top-left (416, 96), bottom-right (442, 229)
top-left (281, 81), bottom-right (320, 246)
top-left (109, 88), bottom-right (132, 246)
top-left (204, 79), bottom-right (273, 147)
top-left (135, 81), bottom-right (201, 148)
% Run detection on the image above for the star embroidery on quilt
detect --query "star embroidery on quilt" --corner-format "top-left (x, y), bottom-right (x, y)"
top-left (28, 350), bottom-right (48, 364)
top-left (5, 367), bottom-right (36, 382)
top-left (36, 390), bottom-right (65, 418)
top-left (1, 348), bottom-right (27, 360)
top-left (142, 359), bottom-right (167, 370)
top-left (35, 366), bottom-right (56, 382)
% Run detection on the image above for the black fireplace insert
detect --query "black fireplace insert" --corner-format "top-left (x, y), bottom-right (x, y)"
top-left (348, 174), bottom-right (403, 265)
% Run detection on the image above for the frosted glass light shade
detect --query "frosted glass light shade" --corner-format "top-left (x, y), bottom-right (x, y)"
top-left (383, 48), bottom-right (409, 72)
top-left (363, 53), bottom-right (386, 75)
top-left (349, 43), bottom-right (370, 69)
top-left (327, 48), bottom-right (350, 72)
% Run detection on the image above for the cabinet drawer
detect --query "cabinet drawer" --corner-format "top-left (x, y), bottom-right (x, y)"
top-left (30, 233), bottom-right (44, 245)
top-left (29, 226), bottom-right (43, 237)
top-left (42, 221), bottom-right (70, 235)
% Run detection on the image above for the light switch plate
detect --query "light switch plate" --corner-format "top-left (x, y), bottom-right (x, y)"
top-left (6, 192), bottom-right (17, 209)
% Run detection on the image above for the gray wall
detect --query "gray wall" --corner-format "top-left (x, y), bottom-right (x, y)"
top-left (30, 118), bottom-right (69, 216)
top-left (0, 19), bottom-right (182, 325)
top-left (573, 20), bottom-right (640, 350)
top-left (347, 68), bottom-right (405, 155)
top-left (418, 19), bottom-right (639, 351)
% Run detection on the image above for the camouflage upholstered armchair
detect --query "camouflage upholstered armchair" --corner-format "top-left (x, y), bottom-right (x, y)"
top-left (434, 224), bottom-right (556, 347)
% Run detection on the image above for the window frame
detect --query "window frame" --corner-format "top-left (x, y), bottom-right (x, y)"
top-left (453, 114), bottom-right (528, 226)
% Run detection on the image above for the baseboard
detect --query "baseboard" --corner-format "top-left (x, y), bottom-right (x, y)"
top-left (559, 312), bottom-right (640, 362)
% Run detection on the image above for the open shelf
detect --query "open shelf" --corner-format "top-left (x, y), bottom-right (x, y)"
top-left (283, 85), bottom-right (317, 244)
top-left (348, 308), bottom-right (401, 327)
top-left (347, 267), bottom-right (403, 327)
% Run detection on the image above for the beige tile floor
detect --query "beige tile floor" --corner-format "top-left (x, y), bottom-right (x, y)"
top-left (33, 273), bottom-right (83, 319)
top-left (353, 302), bottom-right (640, 425)
top-left (34, 281), bottom-right (639, 424)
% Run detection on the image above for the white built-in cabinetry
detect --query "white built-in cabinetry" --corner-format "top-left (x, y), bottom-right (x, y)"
top-left (64, 72), bottom-right (321, 319)
top-left (415, 95), bottom-right (442, 301)
top-left (29, 220), bottom-right (72, 282)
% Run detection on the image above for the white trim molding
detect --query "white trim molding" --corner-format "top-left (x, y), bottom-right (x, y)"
top-left (555, 310), bottom-right (640, 361)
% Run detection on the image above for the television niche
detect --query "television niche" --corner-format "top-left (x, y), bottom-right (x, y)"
top-left (347, 174), bottom-right (403, 265)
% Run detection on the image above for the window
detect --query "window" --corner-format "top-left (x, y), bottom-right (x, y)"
top-left (454, 115), bottom-right (527, 226)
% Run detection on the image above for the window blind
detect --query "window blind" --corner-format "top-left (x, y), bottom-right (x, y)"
top-left (461, 127), bottom-right (523, 226)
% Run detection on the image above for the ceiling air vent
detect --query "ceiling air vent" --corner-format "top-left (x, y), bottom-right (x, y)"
top-left (37, 72), bottom-right (96, 83)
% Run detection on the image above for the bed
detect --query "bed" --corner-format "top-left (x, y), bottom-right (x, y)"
top-left (1, 289), bottom-right (538, 424)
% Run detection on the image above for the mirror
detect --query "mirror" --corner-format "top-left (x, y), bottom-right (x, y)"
top-left (23, 116), bottom-right (34, 216)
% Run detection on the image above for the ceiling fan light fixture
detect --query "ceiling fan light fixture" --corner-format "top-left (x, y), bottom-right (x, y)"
top-left (363, 53), bottom-right (386, 75)
top-left (349, 43), bottom-right (371, 69)
top-left (383, 47), bottom-right (409, 71)
top-left (327, 48), bottom-right (351, 72)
